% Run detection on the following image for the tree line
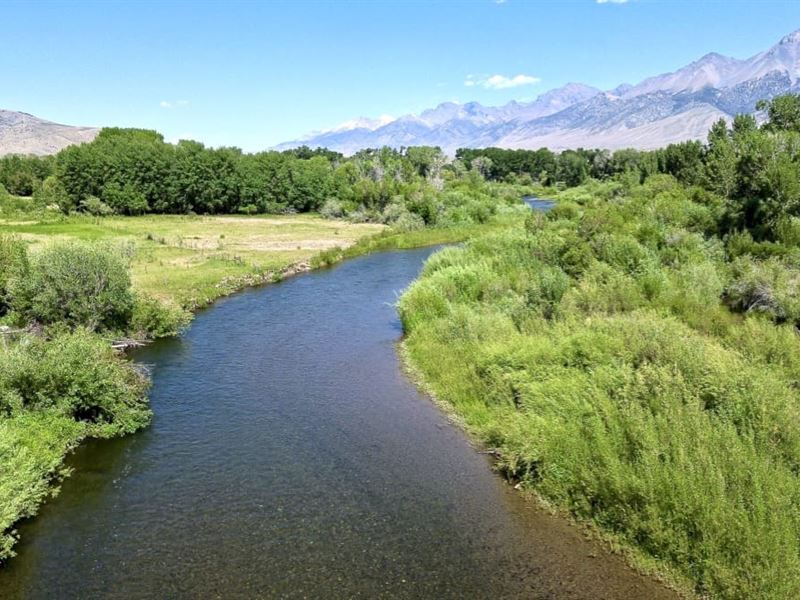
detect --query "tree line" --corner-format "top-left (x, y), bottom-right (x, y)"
top-left (3, 93), bottom-right (800, 239)
top-left (0, 130), bottom-right (453, 219)
top-left (458, 93), bottom-right (800, 240)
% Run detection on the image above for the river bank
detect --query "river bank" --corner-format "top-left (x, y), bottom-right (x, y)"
top-left (0, 212), bottom-right (521, 564)
top-left (398, 178), bottom-right (800, 599)
top-left (0, 245), bottom-right (675, 599)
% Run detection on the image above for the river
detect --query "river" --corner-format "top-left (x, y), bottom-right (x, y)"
top-left (1, 237), bottom-right (674, 598)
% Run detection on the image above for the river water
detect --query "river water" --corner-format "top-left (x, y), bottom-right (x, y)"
top-left (1, 242), bottom-right (674, 598)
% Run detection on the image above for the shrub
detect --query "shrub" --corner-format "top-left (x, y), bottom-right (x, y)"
top-left (32, 176), bottom-right (72, 213)
top-left (725, 257), bottom-right (800, 324)
top-left (546, 201), bottom-right (580, 221)
top-left (392, 210), bottom-right (425, 232)
top-left (320, 198), bottom-right (346, 219)
top-left (591, 233), bottom-right (654, 275)
top-left (130, 294), bottom-right (192, 339)
top-left (237, 204), bottom-right (258, 215)
top-left (776, 216), bottom-right (800, 247)
top-left (0, 235), bottom-right (27, 316)
top-left (558, 242), bottom-right (594, 277)
top-left (0, 329), bottom-right (150, 434)
top-left (80, 195), bottom-right (114, 216)
top-left (11, 241), bottom-right (134, 332)
top-left (380, 201), bottom-right (425, 231)
top-left (398, 174), bottom-right (800, 597)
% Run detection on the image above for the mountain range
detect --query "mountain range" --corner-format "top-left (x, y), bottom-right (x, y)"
top-left (275, 29), bottom-right (800, 154)
top-left (1, 29), bottom-right (799, 157)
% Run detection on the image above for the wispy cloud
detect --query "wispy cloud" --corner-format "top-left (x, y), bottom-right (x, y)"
top-left (464, 74), bottom-right (540, 90)
top-left (159, 100), bottom-right (190, 109)
top-left (596, 0), bottom-right (629, 4)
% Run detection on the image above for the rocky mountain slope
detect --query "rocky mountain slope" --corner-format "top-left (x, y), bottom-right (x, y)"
top-left (0, 111), bottom-right (98, 156)
top-left (276, 29), bottom-right (800, 154)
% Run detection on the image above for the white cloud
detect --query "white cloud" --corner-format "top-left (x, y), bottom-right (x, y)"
top-left (464, 74), bottom-right (540, 90)
top-left (160, 100), bottom-right (190, 109)
top-left (596, 0), bottom-right (629, 3)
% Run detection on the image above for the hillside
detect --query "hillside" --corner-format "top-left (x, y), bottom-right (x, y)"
top-left (0, 110), bottom-right (98, 156)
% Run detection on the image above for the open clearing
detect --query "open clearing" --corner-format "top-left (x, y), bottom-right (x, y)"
top-left (0, 214), bottom-right (384, 307)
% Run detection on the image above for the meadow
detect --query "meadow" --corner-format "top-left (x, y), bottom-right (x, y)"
top-left (0, 212), bottom-right (383, 309)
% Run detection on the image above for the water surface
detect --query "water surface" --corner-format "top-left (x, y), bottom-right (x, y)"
top-left (1, 246), bottom-right (673, 599)
top-left (523, 196), bottom-right (556, 211)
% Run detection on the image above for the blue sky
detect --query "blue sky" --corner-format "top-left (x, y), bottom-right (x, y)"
top-left (2, 0), bottom-right (798, 151)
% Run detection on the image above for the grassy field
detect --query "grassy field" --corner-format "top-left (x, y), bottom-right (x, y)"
top-left (1, 213), bottom-right (384, 309)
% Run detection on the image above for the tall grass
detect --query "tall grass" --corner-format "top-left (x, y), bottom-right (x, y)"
top-left (399, 177), bottom-right (800, 599)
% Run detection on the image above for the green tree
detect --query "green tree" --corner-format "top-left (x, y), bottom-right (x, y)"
top-left (102, 182), bottom-right (149, 215)
top-left (556, 151), bottom-right (589, 187)
top-left (33, 175), bottom-right (73, 213)
top-left (704, 119), bottom-right (737, 198)
top-left (758, 94), bottom-right (800, 133)
top-left (471, 156), bottom-right (493, 179)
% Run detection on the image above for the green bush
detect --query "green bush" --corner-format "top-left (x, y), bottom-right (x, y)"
top-left (32, 175), bottom-right (72, 213)
top-left (80, 195), bottom-right (114, 216)
top-left (546, 200), bottom-right (580, 221)
top-left (399, 175), bottom-right (800, 598)
top-left (0, 329), bottom-right (150, 433)
top-left (725, 257), bottom-right (800, 324)
top-left (0, 187), bottom-right (40, 216)
top-left (0, 329), bottom-right (150, 561)
top-left (0, 235), bottom-right (27, 316)
top-left (0, 411), bottom-right (84, 561)
top-left (131, 294), bottom-right (191, 339)
top-left (320, 198), bottom-right (346, 219)
top-left (10, 241), bottom-right (134, 332)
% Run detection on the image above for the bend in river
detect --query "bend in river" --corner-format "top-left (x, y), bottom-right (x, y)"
top-left (1, 245), bottom-right (674, 599)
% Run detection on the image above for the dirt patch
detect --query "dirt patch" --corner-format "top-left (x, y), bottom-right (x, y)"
top-left (235, 238), bottom-right (356, 251)
top-left (200, 216), bottom-right (321, 226)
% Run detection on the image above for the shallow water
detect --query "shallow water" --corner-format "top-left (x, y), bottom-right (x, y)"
top-left (523, 196), bottom-right (556, 212)
top-left (1, 246), bottom-right (674, 599)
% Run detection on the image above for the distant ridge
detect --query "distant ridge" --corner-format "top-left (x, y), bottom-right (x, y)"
top-left (275, 28), bottom-right (800, 154)
top-left (0, 110), bottom-right (99, 156)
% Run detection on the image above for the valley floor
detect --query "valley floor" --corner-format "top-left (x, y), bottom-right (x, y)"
top-left (0, 213), bottom-right (384, 309)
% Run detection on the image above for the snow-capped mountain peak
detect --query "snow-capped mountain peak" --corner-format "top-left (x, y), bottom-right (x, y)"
top-left (623, 52), bottom-right (742, 98)
top-left (779, 29), bottom-right (800, 46)
top-left (322, 115), bottom-right (396, 134)
top-left (275, 28), bottom-right (800, 155)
